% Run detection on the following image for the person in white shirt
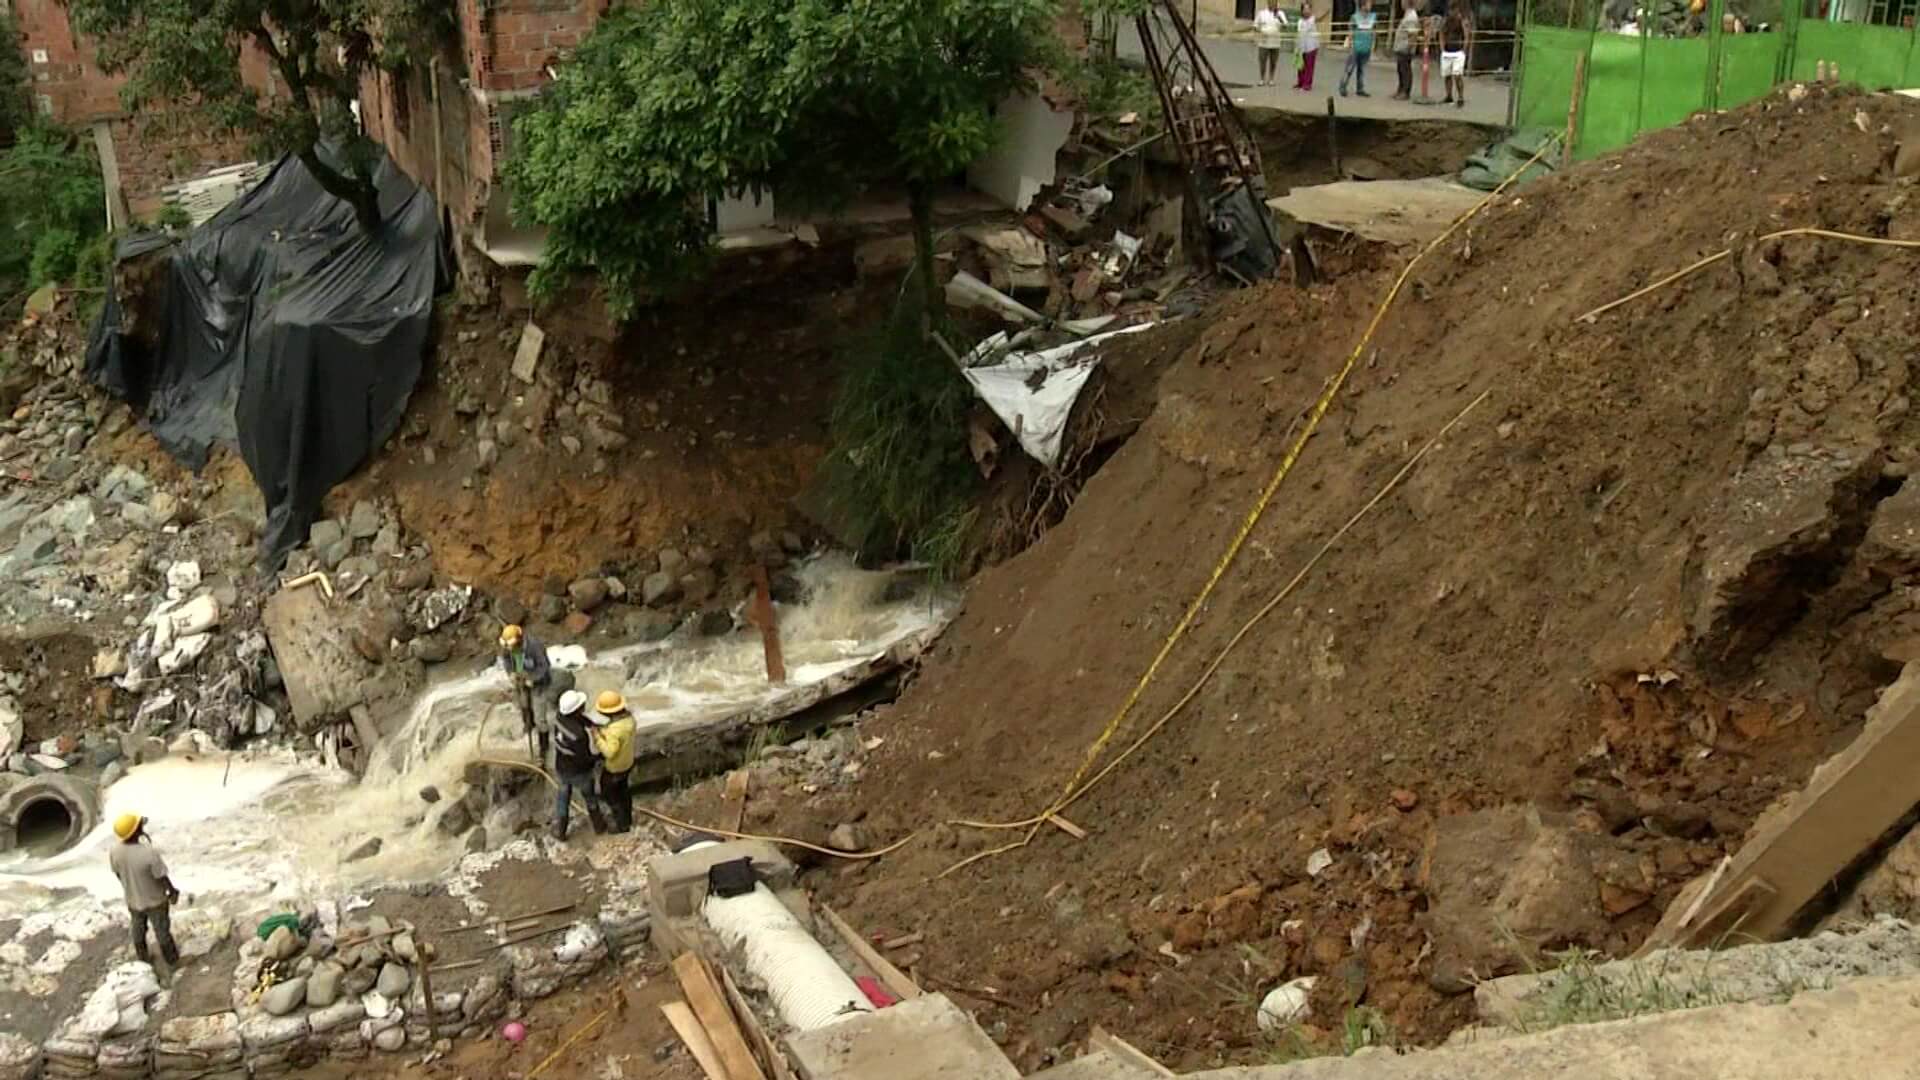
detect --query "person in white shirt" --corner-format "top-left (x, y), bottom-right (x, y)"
top-left (1293, 2), bottom-right (1320, 91)
top-left (1254, 1), bottom-right (1289, 86)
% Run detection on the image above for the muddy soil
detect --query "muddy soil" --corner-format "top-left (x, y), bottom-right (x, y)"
top-left (676, 84), bottom-right (1920, 1070)
top-left (1249, 110), bottom-right (1496, 193)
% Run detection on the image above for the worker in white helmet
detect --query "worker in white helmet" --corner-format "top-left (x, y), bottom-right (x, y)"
top-left (550, 690), bottom-right (610, 841)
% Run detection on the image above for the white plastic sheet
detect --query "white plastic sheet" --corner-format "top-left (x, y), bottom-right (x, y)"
top-left (960, 323), bottom-right (1155, 468)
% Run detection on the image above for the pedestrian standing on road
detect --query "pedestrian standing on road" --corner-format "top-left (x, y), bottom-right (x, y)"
top-left (1293, 1), bottom-right (1320, 90)
top-left (589, 690), bottom-right (638, 834)
top-left (1255, 0), bottom-right (1289, 86)
top-left (1392, 0), bottom-right (1420, 99)
top-left (550, 690), bottom-right (610, 841)
top-left (1439, 8), bottom-right (1468, 108)
top-left (108, 813), bottom-right (181, 976)
top-left (1340, 0), bottom-right (1378, 97)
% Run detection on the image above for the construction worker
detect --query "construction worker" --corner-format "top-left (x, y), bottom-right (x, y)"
top-left (497, 625), bottom-right (557, 761)
top-left (551, 690), bottom-right (610, 841)
top-left (590, 690), bottom-right (638, 834)
top-left (108, 813), bottom-right (180, 973)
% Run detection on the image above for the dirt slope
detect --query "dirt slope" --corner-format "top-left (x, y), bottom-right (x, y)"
top-left (781, 85), bottom-right (1920, 1068)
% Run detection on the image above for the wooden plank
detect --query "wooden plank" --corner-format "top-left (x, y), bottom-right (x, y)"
top-left (720, 963), bottom-right (797, 1080)
top-left (662, 1001), bottom-right (731, 1080)
top-left (672, 952), bottom-right (767, 1080)
top-left (748, 565), bottom-right (787, 684)
top-left (1046, 814), bottom-right (1088, 840)
top-left (1645, 662), bottom-right (1920, 950)
top-left (819, 903), bottom-right (921, 1001)
top-left (1090, 1027), bottom-right (1175, 1077)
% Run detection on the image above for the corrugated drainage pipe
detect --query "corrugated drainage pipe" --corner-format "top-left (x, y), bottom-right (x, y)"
top-left (689, 844), bottom-right (872, 1031)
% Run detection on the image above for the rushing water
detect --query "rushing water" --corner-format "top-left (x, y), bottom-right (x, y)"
top-left (0, 556), bottom-right (950, 926)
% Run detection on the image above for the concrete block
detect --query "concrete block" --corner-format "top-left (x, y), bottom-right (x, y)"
top-left (784, 993), bottom-right (1020, 1080)
top-left (645, 840), bottom-right (795, 919)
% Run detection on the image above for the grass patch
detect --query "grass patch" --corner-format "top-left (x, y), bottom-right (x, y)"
top-left (819, 305), bottom-right (981, 583)
top-left (1506, 946), bottom-right (1814, 1035)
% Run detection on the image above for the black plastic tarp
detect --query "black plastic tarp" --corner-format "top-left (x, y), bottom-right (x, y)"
top-left (87, 149), bottom-right (443, 567)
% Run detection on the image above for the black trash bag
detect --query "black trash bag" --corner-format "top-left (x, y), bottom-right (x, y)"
top-left (86, 148), bottom-right (444, 569)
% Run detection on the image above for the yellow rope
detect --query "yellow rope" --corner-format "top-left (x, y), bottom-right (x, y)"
top-left (941, 146), bottom-right (1551, 856)
top-left (1576, 226), bottom-right (1920, 323)
top-left (527, 1005), bottom-right (611, 1078)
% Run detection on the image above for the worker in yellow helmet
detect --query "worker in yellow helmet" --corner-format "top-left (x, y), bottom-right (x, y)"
top-left (108, 813), bottom-right (181, 974)
top-left (497, 624), bottom-right (563, 762)
top-left (589, 690), bottom-right (638, 834)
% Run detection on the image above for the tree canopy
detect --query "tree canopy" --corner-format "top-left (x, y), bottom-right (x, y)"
top-left (507, 0), bottom-right (1061, 320)
top-left (63, 0), bottom-right (450, 231)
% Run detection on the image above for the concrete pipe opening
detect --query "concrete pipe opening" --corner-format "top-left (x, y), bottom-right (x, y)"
top-left (0, 775), bottom-right (100, 857)
top-left (16, 798), bottom-right (76, 854)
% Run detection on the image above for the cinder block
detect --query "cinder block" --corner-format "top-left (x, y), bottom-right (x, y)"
top-left (645, 840), bottom-right (795, 919)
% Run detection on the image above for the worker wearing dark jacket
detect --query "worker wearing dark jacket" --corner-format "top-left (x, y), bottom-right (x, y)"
top-left (498, 624), bottom-right (559, 760)
top-left (550, 690), bottom-right (610, 841)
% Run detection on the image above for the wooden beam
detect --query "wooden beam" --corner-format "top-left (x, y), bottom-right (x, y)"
top-left (819, 903), bottom-right (921, 1001)
top-left (721, 962), bottom-right (797, 1080)
top-left (748, 565), bottom-right (787, 684)
top-left (662, 1001), bottom-right (730, 1080)
top-left (1644, 662), bottom-right (1920, 951)
top-left (672, 952), bottom-right (768, 1080)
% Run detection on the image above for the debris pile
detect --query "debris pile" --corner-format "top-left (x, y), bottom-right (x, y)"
top-left (772, 83), bottom-right (1920, 1065)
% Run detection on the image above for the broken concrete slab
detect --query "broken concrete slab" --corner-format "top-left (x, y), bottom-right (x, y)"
top-left (511, 322), bottom-right (546, 384)
top-left (1476, 914), bottom-right (1920, 1031)
top-left (1185, 976), bottom-right (1920, 1080)
top-left (784, 993), bottom-right (1020, 1080)
top-left (1645, 661), bottom-right (1920, 951)
top-left (262, 582), bottom-right (372, 731)
top-left (1267, 178), bottom-right (1485, 247)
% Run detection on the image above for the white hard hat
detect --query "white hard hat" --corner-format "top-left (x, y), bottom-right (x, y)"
top-left (558, 690), bottom-right (587, 716)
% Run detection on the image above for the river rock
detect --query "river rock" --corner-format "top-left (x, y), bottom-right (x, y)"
top-left (308, 963), bottom-right (344, 1008)
top-left (348, 501), bottom-right (382, 540)
top-left (375, 963), bottom-right (411, 998)
top-left (605, 576), bottom-right (628, 601)
top-left (343, 965), bottom-right (378, 997)
top-left (642, 570), bottom-right (681, 607)
top-left (392, 932), bottom-right (418, 964)
top-left (265, 925), bottom-right (302, 962)
top-left (460, 973), bottom-right (506, 1022)
top-left (466, 827), bottom-right (489, 854)
top-left (696, 609), bottom-right (734, 636)
top-left (309, 519), bottom-right (344, 551)
top-left (436, 799), bottom-right (473, 837)
top-left (657, 548), bottom-right (688, 577)
top-left (568, 577), bottom-right (609, 613)
top-left (307, 999), bottom-right (365, 1035)
top-left (372, 1024), bottom-right (407, 1052)
top-left (409, 636), bottom-right (452, 664)
top-left (680, 567), bottom-right (717, 604)
top-left (536, 594), bottom-right (567, 623)
top-left (260, 977), bottom-right (309, 1017)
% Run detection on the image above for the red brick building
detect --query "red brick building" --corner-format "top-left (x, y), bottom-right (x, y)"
top-left (360, 0), bottom-right (609, 276)
top-left (10, 0), bottom-right (273, 223)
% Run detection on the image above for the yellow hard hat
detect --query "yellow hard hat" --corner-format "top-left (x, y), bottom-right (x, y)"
top-left (113, 813), bottom-right (143, 841)
top-left (499, 624), bottom-right (524, 648)
top-left (595, 690), bottom-right (627, 715)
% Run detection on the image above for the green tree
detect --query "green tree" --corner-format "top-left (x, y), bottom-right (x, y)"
top-left (508, 0), bottom-right (1059, 320)
top-left (0, 128), bottom-right (107, 294)
top-left (62, 0), bottom-right (450, 231)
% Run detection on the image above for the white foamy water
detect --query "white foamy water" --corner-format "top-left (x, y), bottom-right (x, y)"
top-left (0, 556), bottom-right (949, 938)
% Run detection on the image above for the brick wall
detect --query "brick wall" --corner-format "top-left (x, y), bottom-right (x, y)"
top-left (11, 0), bottom-right (274, 210)
top-left (466, 0), bottom-right (604, 93)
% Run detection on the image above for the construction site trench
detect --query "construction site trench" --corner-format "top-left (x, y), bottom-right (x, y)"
top-left (2, 76), bottom-right (1920, 1080)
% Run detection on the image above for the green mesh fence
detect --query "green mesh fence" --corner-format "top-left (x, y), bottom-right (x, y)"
top-left (1515, 3), bottom-right (1914, 160)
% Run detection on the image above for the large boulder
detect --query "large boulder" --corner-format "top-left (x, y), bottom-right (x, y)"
top-left (1423, 805), bottom-right (1609, 993)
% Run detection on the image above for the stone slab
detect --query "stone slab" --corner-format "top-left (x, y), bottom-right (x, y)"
top-left (646, 840), bottom-right (795, 919)
top-left (1268, 179), bottom-right (1485, 247)
top-left (783, 993), bottom-right (1020, 1080)
top-left (1182, 975), bottom-right (1920, 1080)
top-left (261, 582), bottom-right (371, 729)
